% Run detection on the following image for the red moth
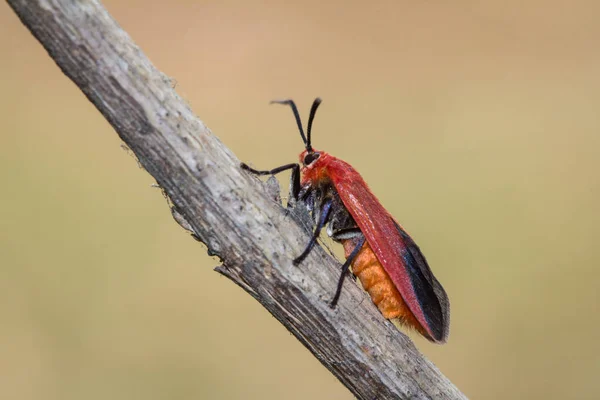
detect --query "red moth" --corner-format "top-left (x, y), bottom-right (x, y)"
top-left (241, 98), bottom-right (450, 343)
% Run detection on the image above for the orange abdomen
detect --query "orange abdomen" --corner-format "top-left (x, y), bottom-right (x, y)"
top-left (342, 240), bottom-right (427, 337)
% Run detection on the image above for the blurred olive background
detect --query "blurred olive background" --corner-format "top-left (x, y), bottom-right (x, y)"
top-left (1, 1), bottom-right (599, 399)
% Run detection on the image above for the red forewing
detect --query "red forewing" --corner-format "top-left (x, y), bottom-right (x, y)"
top-left (328, 158), bottom-right (450, 342)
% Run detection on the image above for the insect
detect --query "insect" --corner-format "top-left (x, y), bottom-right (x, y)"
top-left (241, 98), bottom-right (450, 343)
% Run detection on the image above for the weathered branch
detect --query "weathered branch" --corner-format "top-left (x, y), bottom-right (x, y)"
top-left (7, 1), bottom-right (466, 398)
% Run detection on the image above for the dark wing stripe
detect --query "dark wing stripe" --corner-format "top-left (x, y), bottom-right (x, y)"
top-left (396, 222), bottom-right (450, 342)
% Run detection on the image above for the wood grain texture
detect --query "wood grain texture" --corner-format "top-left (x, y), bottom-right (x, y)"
top-left (6, 1), bottom-right (467, 399)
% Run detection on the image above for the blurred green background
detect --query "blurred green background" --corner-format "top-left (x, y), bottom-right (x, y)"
top-left (1, 1), bottom-right (599, 399)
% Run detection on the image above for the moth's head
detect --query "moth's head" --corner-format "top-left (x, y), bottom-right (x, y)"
top-left (299, 149), bottom-right (322, 167)
top-left (298, 148), bottom-right (331, 185)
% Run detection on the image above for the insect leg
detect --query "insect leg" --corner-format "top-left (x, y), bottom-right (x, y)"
top-left (240, 162), bottom-right (299, 176)
top-left (288, 162), bottom-right (301, 201)
top-left (293, 198), bottom-right (333, 265)
top-left (242, 162), bottom-right (301, 208)
top-left (330, 236), bottom-right (365, 308)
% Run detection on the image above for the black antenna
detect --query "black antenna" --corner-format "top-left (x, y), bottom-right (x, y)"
top-left (306, 98), bottom-right (322, 152)
top-left (270, 99), bottom-right (307, 147)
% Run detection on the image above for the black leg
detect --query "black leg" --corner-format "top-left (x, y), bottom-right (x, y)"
top-left (241, 162), bottom-right (298, 176)
top-left (288, 163), bottom-right (301, 201)
top-left (330, 236), bottom-right (366, 308)
top-left (242, 162), bottom-right (301, 209)
top-left (293, 198), bottom-right (333, 265)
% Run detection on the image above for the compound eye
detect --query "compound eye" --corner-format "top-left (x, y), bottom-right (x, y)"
top-left (303, 152), bottom-right (320, 165)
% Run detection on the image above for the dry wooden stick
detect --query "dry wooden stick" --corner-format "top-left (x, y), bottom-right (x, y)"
top-left (6, 1), bottom-right (467, 398)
